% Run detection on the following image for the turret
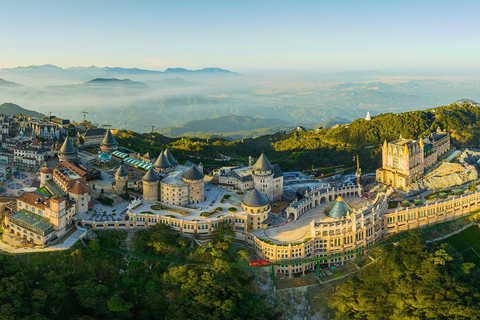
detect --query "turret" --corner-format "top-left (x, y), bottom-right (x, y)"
top-left (39, 163), bottom-right (53, 187)
top-left (114, 164), bottom-right (129, 195)
top-left (58, 136), bottom-right (77, 162)
top-left (142, 168), bottom-right (159, 202)
top-left (100, 129), bottom-right (118, 153)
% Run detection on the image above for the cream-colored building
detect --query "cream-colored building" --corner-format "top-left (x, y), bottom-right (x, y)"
top-left (376, 131), bottom-right (450, 188)
top-left (4, 192), bottom-right (76, 244)
top-left (214, 153), bottom-right (283, 202)
top-left (142, 150), bottom-right (205, 206)
top-left (241, 189), bottom-right (271, 230)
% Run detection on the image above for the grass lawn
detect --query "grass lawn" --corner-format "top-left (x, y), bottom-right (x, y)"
top-left (271, 201), bottom-right (290, 213)
top-left (151, 204), bottom-right (190, 216)
top-left (439, 225), bottom-right (480, 267)
top-left (387, 201), bottom-right (398, 209)
top-left (36, 187), bottom-right (50, 196)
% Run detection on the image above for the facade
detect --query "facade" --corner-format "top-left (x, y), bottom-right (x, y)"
top-left (143, 164), bottom-right (205, 206)
top-left (40, 162), bottom-right (91, 214)
top-left (140, 149), bottom-right (206, 206)
top-left (214, 153), bottom-right (284, 202)
top-left (27, 121), bottom-right (59, 140)
top-left (78, 128), bottom-right (106, 147)
top-left (241, 189), bottom-right (271, 230)
top-left (376, 131), bottom-right (450, 188)
top-left (4, 192), bottom-right (76, 244)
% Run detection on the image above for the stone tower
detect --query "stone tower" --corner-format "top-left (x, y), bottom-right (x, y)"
top-left (39, 163), bottom-right (53, 187)
top-left (58, 136), bottom-right (77, 162)
top-left (142, 168), bottom-right (159, 202)
top-left (251, 153), bottom-right (275, 201)
top-left (114, 164), bottom-right (128, 195)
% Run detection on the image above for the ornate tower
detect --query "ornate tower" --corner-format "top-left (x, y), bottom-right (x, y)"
top-left (252, 153), bottom-right (275, 201)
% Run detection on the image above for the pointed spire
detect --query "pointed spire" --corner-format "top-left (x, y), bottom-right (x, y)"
top-left (60, 136), bottom-right (76, 154)
top-left (163, 148), bottom-right (178, 165)
top-left (115, 164), bottom-right (128, 177)
top-left (252, 153), bottom-right (274, 171)
top-left (154, 152), bottom-right (172, 169)
top-left (142, 168), bottom-right (159, 182)
top-left (404, 144), bottom-right (409, 154)
top-left (102, 129), bottom-right (117, 146)
top-left (383, 139), bottom-right (388, 149)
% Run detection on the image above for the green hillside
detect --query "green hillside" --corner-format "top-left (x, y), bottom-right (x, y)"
top-left (115, 102), bottom-right (480, 173)
top-left (0, 102), bottom-right (45, 118)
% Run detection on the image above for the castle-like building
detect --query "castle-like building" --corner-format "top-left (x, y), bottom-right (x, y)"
top-left (141, 149), bottom-right (205, 206)
top-left (376, 130), bottom-right (450, 188)
top-left (214, 153), bottom-right (283, 202)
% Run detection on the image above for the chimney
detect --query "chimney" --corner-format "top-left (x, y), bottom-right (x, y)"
top-left (248, 156), bottom-right (253, 167)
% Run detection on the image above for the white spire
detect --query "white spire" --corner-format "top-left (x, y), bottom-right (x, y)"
top-left (365, 111), bottom-right (371, 121)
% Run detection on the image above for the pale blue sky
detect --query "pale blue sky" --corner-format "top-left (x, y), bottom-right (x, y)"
top-left (0, 0), bottom-right (479, 72)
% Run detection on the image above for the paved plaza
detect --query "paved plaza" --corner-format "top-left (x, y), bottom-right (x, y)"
top-left (252, 196), bottom-right (368, 244)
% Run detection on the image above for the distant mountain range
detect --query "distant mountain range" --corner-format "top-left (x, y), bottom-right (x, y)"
top-left (157, 115), bottom-right (296, 140)
top-left (0, 103), bottom-right (44, 118)
top-left (0, 78), bottom-right (24, 87)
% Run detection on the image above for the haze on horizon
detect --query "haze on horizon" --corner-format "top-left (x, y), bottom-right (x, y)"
top-left (1, 0), bottom-right (479, 73)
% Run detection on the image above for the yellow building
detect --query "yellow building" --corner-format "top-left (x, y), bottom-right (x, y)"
top-left (376, 131), bottom-right (450, 188)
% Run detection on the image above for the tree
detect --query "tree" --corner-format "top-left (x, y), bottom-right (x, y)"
top-left (329, 232), bottom-right (480, 319)
top-left (212, 221), bottom-right (235, 250)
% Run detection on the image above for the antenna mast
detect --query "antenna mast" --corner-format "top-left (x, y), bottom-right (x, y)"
top-left (356, 155), bottom-right (361, 185)
top-left (81, 111), bottom-right (89, 123)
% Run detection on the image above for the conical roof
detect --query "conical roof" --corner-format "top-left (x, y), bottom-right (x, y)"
top-left (115, 165), bottom-right (128, 177)
top-left (182, 165), bottom-right (204, 181)
top-left (325, 196), bottom-right (352, 219)
top-left (154, 152), bottom-right (172, 169)
top-left (164, 149), bottom-right (178, 165)
top-left (253, 153), bottom-right (274, 171)
top-left (242, 189), bottom-right (270, 207)
top-left (102, 129), bottom-right (117, 146)
top-left (60, 137), bottom-right (76, 154)
top-left (142, 168), bottom-right (159, 182)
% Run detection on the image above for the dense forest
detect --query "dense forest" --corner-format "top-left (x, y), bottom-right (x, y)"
top-left (0, 224), bottom-right (274, 320)
top-left (330, 232), bottom-right (480, 319)
top-left (116, 103), bottom-right (480, 172)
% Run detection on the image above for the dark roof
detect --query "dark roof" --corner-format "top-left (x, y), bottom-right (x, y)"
top-left (253, 153), bottom-right (274, 171)
top-left (154, 152), bottom-right (172, 169)
top-left (59, 137), bottom-right (76, 154)
top-left (430, 132), bottom-right (448, 142)
top-left (115, 165), bottom-right (128, 177)
top-left (273, 164), bottom-right (283, 178)
top-left (325, 196), bottom-right (352, 219)
top-left (164, 149), bottom-right (178, 165)
top-left (83, 128), bottom-right (106, 137)
top-left (182, 166), bottom-right (204, 181)
top-left (101, 129), bottom-right (117, 146)
top-left (142, 168), bottom-right (159, 182)
top-left (242, 189), bottom-right (270, 207)
top-left (142, 152), bottom-right (154, 160)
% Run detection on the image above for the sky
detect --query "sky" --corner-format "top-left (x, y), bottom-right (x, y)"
top-left (0, 0), bottom-right (479, 72)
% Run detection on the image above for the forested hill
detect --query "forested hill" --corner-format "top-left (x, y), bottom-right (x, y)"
top-left (115, 103), bottom-right (480, 172)
top-left (318, 102), bottom-right (480, 147)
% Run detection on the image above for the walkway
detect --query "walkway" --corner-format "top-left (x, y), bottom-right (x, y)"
top-left (0, 227), bottom-right (87, 254)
